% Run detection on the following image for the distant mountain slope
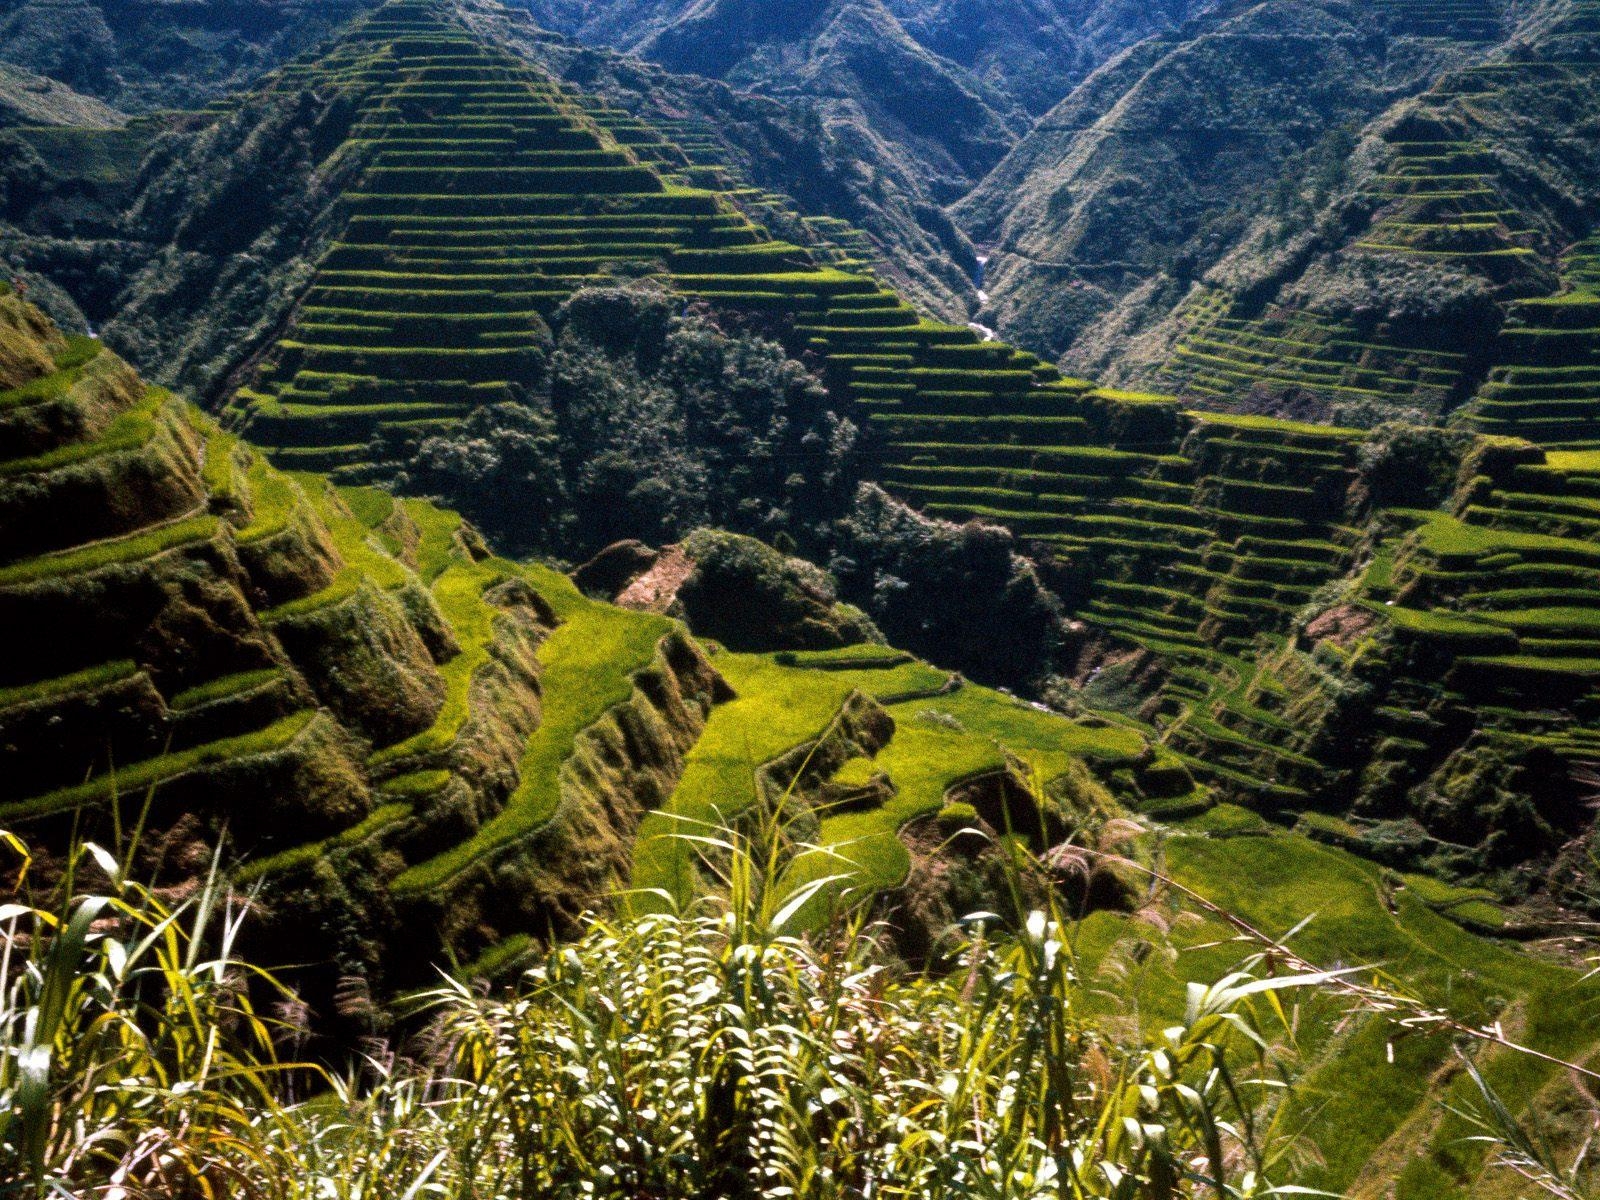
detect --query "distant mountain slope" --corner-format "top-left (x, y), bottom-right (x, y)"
top-left (0, 61), bottom-right (123, 127)
top-left (0, 0), bottom-right (376, 111)
top-left (530, 0), bottom-right (1212, 118)
top-left (1133, 0), bottom-right (1600, 427)
top-left (884, 0), bottom-right (1216, 116)
top-left (632, 0), bottom-right (1027, 203)
top-left (957, 0), bottom-right (1495, 362)
top-left (460, 0), bottom-right (980, 317)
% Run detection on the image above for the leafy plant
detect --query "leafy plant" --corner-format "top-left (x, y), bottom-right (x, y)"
top-left (0, 830), bottom-right (297, 1198)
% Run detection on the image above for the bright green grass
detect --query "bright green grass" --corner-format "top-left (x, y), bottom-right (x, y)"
top-left (0, 387), bottom-right (167, 477)
top-left (401, 499), bottom-right (465, 580)
top-left (1547, 449), bottom-right (1600, 473)
top-left (1412, 508), bottom-right (1600, 565)
top-left (1, 710), bottom-right (317, 822)
top-left (392, 565), bottom-right (673, 895)
top-left (630, 653), bottom-right (948, 909)
top-left (169, 669), bottom-right (282, 711)
top-left (234, 455), bottom-right (305, 543)
top-left (237, 800), bottom-right (412, 882)
top-left (0, 515), bottom-right (221, 587)
top-left (340, 484), bottom-right (397, 529)
top-left (789, 688), bottom-right (1146, 912)
top-left (633, 651), bottom-right (1144, 916)
top-left (379, 768), bottom-right (452, 797)
top-left (292, 474), bottom-right (410, 591)
top-left (368, 562), bottom-right (503, 764)
top-left (1067, 823), bottom-right (1596, 1197)
top-left (0, 660), bottom-right (139, 710)
top-left (832, 757), bottom-right (880, 787)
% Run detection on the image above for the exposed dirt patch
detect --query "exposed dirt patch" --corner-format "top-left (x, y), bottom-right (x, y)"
top-left (617, 545), bottom-right (694, 613)
top-left (571, 539), bottom-right (658, 598)
top-left (1304, 603), bottom-right (1379, 650)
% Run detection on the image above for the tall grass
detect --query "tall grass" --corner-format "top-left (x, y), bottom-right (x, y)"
top-left (1, 812), bottom-right (1590, 1198)
top-left (0, 831), bottom-right (295, 1198)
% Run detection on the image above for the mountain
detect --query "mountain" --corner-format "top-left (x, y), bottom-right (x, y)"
top-left (532, 0), bottom-right (1213, 118)
top-left (632, 0), bottom-right (1027, 203)
top-left (460, 0), bottom-right (982, 317)
top-left (4, 263), bottom-right (1598, 1198)
top-left (5, 1), bottom-right (1600, 1186)
top-left (1126, 0), bottom-right (1600, 430)
top-left (0, 281), bottom-right (1169, 1031)
top-left (957, 0), bottom-right (1495, 362)
top-left (6, 0), bottom-right (1598, 915)
top-left (0, 285), bottom-right (711, 1016)
top-left (0, 0), bottom-right (377, 111)
top-left (885, 0), bottom-right (1216, 116)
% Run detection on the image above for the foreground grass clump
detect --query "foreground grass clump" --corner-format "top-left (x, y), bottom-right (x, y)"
top-left (5, 820), bottom-right (1367, 1200)
top-left (7, 818), bottom-right (1595, 1199)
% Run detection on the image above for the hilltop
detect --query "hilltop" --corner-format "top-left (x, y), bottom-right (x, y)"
top-left (534, 0), bottom-right (1214, 118)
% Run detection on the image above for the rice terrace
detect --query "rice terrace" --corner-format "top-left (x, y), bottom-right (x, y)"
top-left (0, 0), bottom-right (1597, 1196)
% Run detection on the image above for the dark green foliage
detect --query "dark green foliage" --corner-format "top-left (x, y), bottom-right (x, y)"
top-left (1356, 422), bottom-right (1474, 510)
top-left (378, 286), bottom-right (858, 558)
top-left (832, 483), bottom-right (1070, 689)
top-left (676, 527), bottom-right (879, 651)
top-left (383, 401), bottom-right (568, 556)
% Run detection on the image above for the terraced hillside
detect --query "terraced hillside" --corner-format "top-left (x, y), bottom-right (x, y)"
top-left (0, 288), bottom-right (731, 996)
top-left (2, 288), bottom-right (1181, 998)
top-left (225, 0), bottom-right (847, 468)
top-left (1462, 239), bottom-right (1600, 448)
top-left (1147, 0), bottom-right (1600, 422)
top-left (209, 0), bottom-right (1600, 900)
top-left (221, 0), bottom-right (1070, 480)
top-left (957, 0), bottom-right (1497, 366)
top-left (11, 277), bottom-right (1600, 1196)
top-left (1159, 286), bottom-right (1470, 420)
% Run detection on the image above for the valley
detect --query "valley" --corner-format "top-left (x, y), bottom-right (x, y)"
top-left (0, 0), bottom-right (1596, 1195)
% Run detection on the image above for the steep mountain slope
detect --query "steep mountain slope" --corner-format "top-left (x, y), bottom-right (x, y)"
top-left (0, 286), bottom-right (657, 999)
top-left (7, 279), bottom-right (1599, 1196)
top-left (0, 0), bottom-right (980, 391)
top-left (885, 0), bottom-right (1216, 116)
top-left (461, 0), bottom-right (980, 317)
top-left (958, 0), bottom-right (1497, 362)
top-left (529, 0), bottom-right (1213, 118)
top-left (1138, 0), bottom-right (1600, 429)
top-left (187, 0), bottom-right (1600, 909)
top-left (632, 0), bottom-right (1027, 203)
top-left (0, 0), bottom-right (378, 111)
top-left (1, 0), bottom-right (1593, 907)
top-left (0, 282), bottom-right (1162, 1010)
top-left (0, 61), bottom-right (123, 128)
